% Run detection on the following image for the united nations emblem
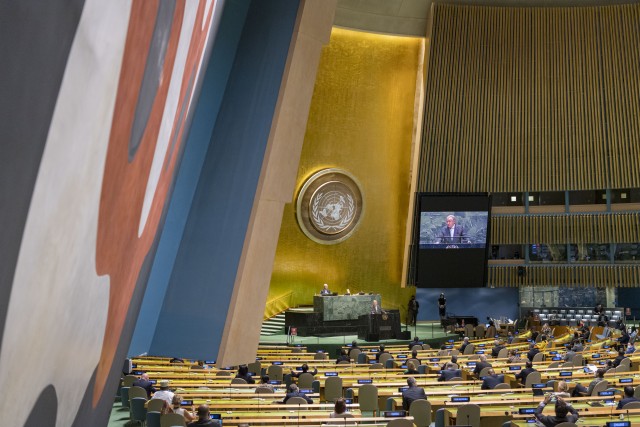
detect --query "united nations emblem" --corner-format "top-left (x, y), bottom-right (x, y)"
top-left (296, 169), bottom-right (364, 244)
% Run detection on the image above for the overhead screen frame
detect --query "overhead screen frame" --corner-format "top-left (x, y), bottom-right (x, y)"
top-left (413, 192), bottom-right (492, 288)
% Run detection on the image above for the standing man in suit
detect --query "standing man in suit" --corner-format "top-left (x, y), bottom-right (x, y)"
top-left (371, 299), bottom-right (383, 314)
top-left (408, 295), bottom-right (419, 326)
top-left (437, 215), bottom-right (469, 244)
top-left (402, 377), bottom-right (426, 410)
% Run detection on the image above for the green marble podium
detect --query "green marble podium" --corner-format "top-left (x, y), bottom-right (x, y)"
top-left (314, 294), bottom-right (381, 321)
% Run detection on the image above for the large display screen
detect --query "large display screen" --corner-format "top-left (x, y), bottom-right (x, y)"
top-left (415, 193), bottom-right (491, 288)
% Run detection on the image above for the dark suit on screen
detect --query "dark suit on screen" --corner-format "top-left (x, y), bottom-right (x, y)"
top-left (437, 225), bottom-right (468, 244)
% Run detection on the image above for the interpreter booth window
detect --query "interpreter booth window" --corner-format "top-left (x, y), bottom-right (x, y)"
top-left (614, 243), bottom-right (640, 262)
top-left (490, 244), bottom-right (523, 260)
top-left (491, 192), bottom-right (523, 206)
top-left (568, 190), bottom-right (598, 205)
top-left (570, 243), bottom-right (610, 262)
top-left (595, 189), bottom-right (608, 204)
top-left (610, 189), bottom-right (631, 204)
top-left (528, 191), bottom-right (565, 206)
top-left (529, 244), bottom-right (567, 262)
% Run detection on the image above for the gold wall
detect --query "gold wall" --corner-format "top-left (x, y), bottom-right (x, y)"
top-left (268, 28), bottom-right (423, 316)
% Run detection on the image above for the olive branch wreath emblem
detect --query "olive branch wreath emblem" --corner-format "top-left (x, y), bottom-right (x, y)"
top-left (311, 192), bottom-right (355, 232)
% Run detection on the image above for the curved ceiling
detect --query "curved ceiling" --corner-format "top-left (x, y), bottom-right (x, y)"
top-left (334, 0), bottom-right (640, 36)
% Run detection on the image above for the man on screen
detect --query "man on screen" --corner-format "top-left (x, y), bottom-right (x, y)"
top-left (436, 215), bottom-right (470, 244)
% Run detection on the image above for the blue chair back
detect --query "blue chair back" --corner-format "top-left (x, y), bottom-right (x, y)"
top-left (120, 387), bottom-right (130, 408)
top-left (130, 397), bottom-right (147, 423)
top-left (147, 411), bottom-right (161, 427)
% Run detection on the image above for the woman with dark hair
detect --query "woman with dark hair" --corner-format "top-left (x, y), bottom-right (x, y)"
top-left (330, 398), bottom-right (348, 417)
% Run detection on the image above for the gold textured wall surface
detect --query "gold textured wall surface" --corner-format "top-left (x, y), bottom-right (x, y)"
top-left (268, 28), bottom-right (423, 316)
top-left (419, 3), bottom-right (640, 193)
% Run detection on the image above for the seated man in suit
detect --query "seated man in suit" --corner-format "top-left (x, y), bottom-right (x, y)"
top-left (402, 377), bottom-right (426, 410)
top-left (612, 349), bottom-right (627, 367)
top-left (132, 372), bottom-right (156, 398)
top-left (459, 336), bottom-right (470, 353)
top-left (481, 369), bottom-right (504, 389)
top-left (534, 395), bottom-right (579, 427)
top-left (515, 360), bottom-right (537, 385)
top-left (375, 344), bottom-right (389, 362)
top-left (320, 283), bottom-right (331, 295)
top-left (571, 368), bottom-right (605, 397)
top-left (617, 385), bottom-right (640, 409)
top-left (527, 342), bottom-right (540, 362)
top-left (472, 354), bottom-right (492, 378)
top-left (491, 339), bottom-right (505, 358)
top-left (438, 362), bottom-right (461, 382)
top-left (281, 384), bottom-right (313, 404)
top-left (187, 405), bottom-right (220, 427)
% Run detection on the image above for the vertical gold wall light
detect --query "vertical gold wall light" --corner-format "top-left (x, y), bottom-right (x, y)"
top-left (267, 28), bottom-right (424, 315)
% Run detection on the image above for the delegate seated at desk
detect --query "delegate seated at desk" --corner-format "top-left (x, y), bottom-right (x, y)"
top-left (436, 215), bottom-right (470, 244)
top-left (320, 283), bottom-right (331, 295)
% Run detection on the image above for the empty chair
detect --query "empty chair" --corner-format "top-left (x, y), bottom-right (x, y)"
top-left (554, 423), bottom-right (577, 427)
top-left (622, 401), bottom-right (640, 409)
top-left (524, 371), bottom-right (542, 388)
top-left (590, 380), bottom-right (609, 396)
top-left (255, 386), bottom-right (274, 394)
top-left (324, 376), bottom-right (343, 402)
top-left (421, 343), bottom-right (431, 350)
top-left (287, 396), bottom-right (309, 405)
top-left (147, 399), bottom-right (166, 413)
top-left (475, 324), bottom-right (485, 338)
top-left (456, 403), bottom-right (480, 427)
top-left (532, 352), bottom-right (544, 363)
top-left (129, 386), bottom-right (147, 404)
top-left (369, 363), bottom-right (383, 369)
top-left (121, 387), bottom-right (130, 409)
top-left (215, 370), bottom-right (232, 376)
top-left (314, 352), bottom-right (328, 360)
top-left (160, 413), bottom-right (186, 427)
top-left (147, 411), bottom-right (161, 427)
top-left (494, 383), bottom-right (510, 390)
top-left (359, 384), bottom-right (379, 416)
top-left (298, 372), bottom-right (314, 389)
top-left (409, 399), bottom-right (431, 427)
top-left (247, 361), bottom-right (261, 376)
top-left (465, 323), bottom-right (475, 338)
top-left (411, 344), bottom-right (422, 352)
top-left (130, 397), bottom-right (147, 426)
top-left (463, 343), bottom-right (475, 355)
top-left (231, 377), bottom-right (247, 385)
top-left (349, 348), bottom-right (361, 361)
top-left (497, 348), bottom-right (508, 359)
top-left (547, 361), bottom-right (560, 369)
top-left (124, 375), bottom-right (139, 387)
top-left (379, 353), bottom-right (393, 365)
top-left (267, 364), bottom-right (283, 381)
top-left (436, 349), bottom-right (448, 356)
